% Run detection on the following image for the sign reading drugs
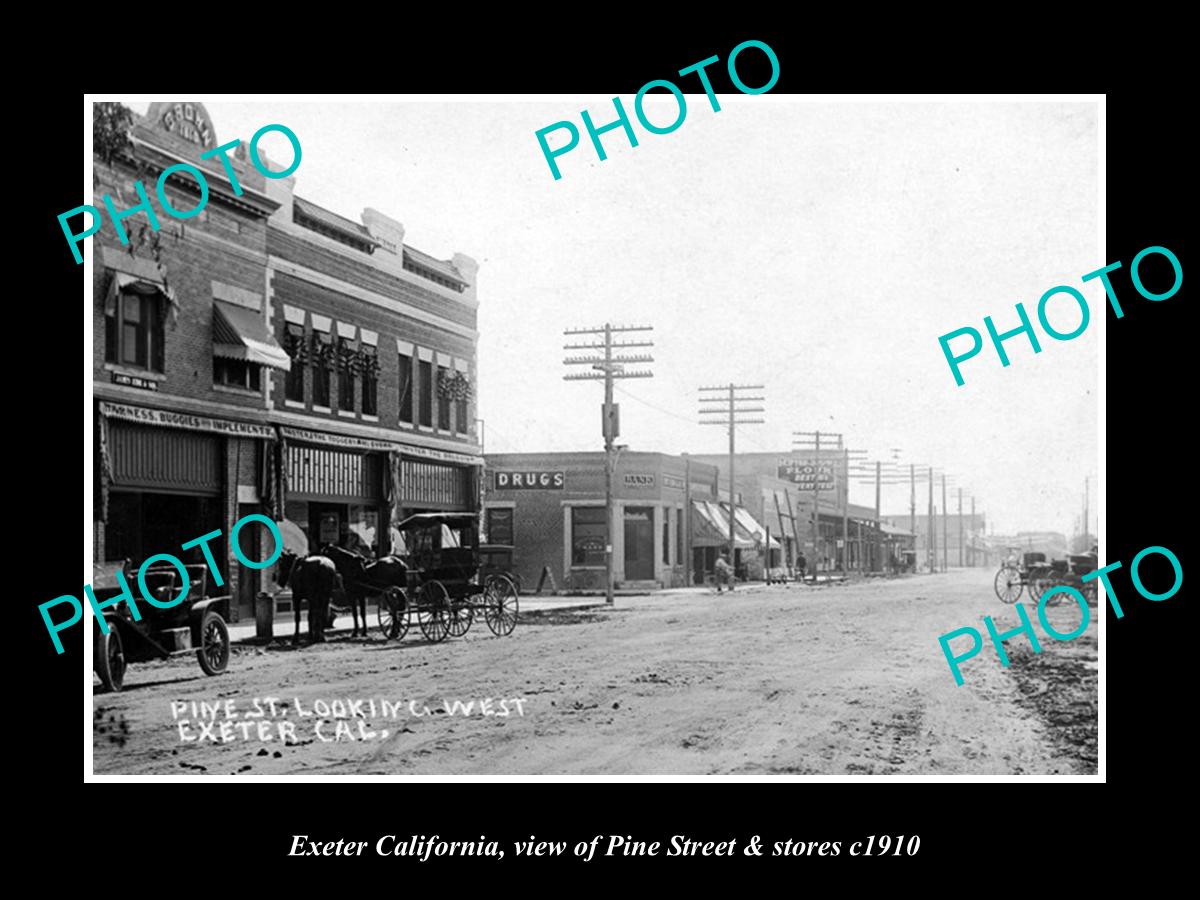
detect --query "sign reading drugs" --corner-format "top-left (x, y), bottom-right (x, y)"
top-left (778, 457), bottom-right (836, 491)
top-left (494, 471), bottom-right (565, 490)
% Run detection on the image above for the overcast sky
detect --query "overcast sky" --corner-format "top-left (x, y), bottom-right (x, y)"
top-left (126, 98), bottom-right (1100, 538)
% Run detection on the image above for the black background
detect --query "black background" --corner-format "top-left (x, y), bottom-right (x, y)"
top-left (16, 22), bottom-right (1188, 886)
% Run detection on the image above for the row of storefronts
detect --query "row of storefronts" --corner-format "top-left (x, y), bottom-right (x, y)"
top-left (483, 451), bottom-right (918, 591)
top-left (91, 102), bottom-right (482, 620)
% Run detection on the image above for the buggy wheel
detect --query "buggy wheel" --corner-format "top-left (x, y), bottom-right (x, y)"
top-left (483, 575), bottom-right (519, 636)
top-left (447, 595), bottom-right (474, 638)
top-left (417, 581), bottom-right (452, 643)
top-left (1028, 569), bottom-right (1055, 606)
top-left (994, 565), bottom-right (1022, 604)
top-left (379, 587), bottom-right (409, 640)
top-left (94, 620), bottom-right (125, 693)
top-left (196, 611), bottom-right (230, 676)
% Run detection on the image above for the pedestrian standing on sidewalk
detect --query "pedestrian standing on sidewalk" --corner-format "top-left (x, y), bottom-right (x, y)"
top-left (715, 552), bottom-right (735, 593)
top-left (795, 552), bottom-right (807, 583)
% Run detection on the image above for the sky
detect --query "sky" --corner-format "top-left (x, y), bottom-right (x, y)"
top-left (126, 98), bottom-right (1100, 538)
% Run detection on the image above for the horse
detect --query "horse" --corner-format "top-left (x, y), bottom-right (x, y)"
top-left (276, 550), bottom-right (337, 645)
top-left (320, 544), bottom-right (409, 637)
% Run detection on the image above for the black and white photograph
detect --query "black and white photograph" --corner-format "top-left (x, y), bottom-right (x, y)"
top-left (81, 93), bottom-right (1103, 778)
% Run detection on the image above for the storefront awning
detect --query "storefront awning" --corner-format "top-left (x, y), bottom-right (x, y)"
top-left (691, 500), bottom-right (780, 549)
top-left (730, 503), bottom-right (781, 549)
top-left (212, 300), bottom-right (292, 371)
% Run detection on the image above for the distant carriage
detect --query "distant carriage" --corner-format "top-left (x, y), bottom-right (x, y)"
top-left (994, 550), bottom-right (1098, 606)
top-left (91, 560), bottom-right (231, 693)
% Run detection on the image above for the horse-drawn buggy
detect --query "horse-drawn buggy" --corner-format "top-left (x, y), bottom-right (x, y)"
top-left (92, 560), bottom-right (232, 693)
top-left (994, 549), bottom-right (1098, 606)
top-left (318, 512), bottom-right (520, 643)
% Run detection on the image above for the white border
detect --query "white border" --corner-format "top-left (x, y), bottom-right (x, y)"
top-left (83, 93), bottom-right (1105, 784)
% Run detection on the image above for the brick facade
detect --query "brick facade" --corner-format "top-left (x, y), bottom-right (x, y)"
top-left (484, 452), bottom-right (718, 591)
top-left (91, 103), bottom-right (482, 622)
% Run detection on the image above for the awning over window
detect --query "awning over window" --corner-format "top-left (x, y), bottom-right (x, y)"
top-left (691, 500), bottom-right (780, 549)
top-left (212, 300), bottom-right (291, 371)
top-left (103, 270), bottom-right (180, 321)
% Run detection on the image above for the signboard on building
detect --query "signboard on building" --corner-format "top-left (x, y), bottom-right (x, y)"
top-left (623, 473), bottom-right (656, 489)
top-left (149, 101), bottom-right (216, 148)
top-left (778, 456), bottom-right (837, 491)
top-left (662, 474), bottom-right (686, 491)
top-left (100, 401), bottom-right (274, 439)
top-left (485, 508), bottom-right (514, 544)
top-left (494, 471), bottom-right (564, 490)
top-left (111, 373), bottom-right (158, 391)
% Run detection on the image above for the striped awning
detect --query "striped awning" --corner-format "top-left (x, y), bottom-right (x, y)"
top-left (212, 301), bottom-right (291, 371)
top-left (691, 500), bottom-right (780, 549)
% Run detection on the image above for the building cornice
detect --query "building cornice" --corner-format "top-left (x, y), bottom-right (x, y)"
top-left (268, 255), bottom-right (478, 341)
top-left (270, 220), bottom-right (478, 310)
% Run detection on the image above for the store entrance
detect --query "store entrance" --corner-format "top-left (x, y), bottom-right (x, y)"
top-left (106, 491), bottom-right (222, 569)
top-left (623, 507), bottom-right (654, 580)
top-left (308, 503), bottom-right (346, 554)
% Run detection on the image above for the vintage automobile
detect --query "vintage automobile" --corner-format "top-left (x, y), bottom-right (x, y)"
top-left (91, 560), bottom-right (232, 693)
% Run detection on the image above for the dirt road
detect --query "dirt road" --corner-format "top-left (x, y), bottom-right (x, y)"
top-left (91, 569), bottom-right (1097, 776)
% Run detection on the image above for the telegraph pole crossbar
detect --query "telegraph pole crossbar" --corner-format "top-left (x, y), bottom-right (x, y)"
top-left (564, 323), bottom-right (654, 605)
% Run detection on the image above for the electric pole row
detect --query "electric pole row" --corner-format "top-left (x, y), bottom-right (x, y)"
top-left (563, 323), bottom-right (654, 605)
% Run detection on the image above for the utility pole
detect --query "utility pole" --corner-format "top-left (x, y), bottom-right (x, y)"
top-left (874, 460), bottom-right (881, 573)
top-left (927, 466), bottom-right (935, 574)
top-left (941, 473), bottom-right (949, 573)
top-left (700, 384), bottom-right (765, 575)
top-left (841, 447), bottom-right (868, 573)
top-left (910, 463), bottom-right (917, 541)
top-left (1083, 476), bottom-right (1090, 546)
top-left (793, 431), bottom-right (842, 581)
top-left (970, 495), bottom-right (976, 567)
top-left (563, 323), bottom-right (654, 605)
top-left (957, 487), bottom-right (964, 568)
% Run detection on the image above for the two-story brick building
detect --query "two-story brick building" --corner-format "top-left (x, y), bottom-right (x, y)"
top-left (92, 103), bottom-right (482, 620)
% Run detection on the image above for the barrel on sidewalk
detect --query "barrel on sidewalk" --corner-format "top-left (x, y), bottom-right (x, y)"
top-left (255, 591), bottom-right (274, 640)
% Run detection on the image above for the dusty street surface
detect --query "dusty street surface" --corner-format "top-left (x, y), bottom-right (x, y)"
top-left (92, 568), bottom-right (1098, 776)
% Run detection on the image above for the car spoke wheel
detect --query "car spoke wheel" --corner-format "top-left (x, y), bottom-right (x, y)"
top-left (94, 620), bottom-right (125, 693)
top-left (994, 565), bottom-right (1022, 604)
top-left (417, 581), bottom-right (451, 643)
top-left (196, 611), bottom-right (230, 676)
top-left (483, 575), bottom-right (519, 636)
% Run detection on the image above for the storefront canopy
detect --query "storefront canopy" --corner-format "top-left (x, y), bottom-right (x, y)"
top-left (691, 500), bottom-right (780, 549)
top-left (212, 300), bottom-right (292, 371)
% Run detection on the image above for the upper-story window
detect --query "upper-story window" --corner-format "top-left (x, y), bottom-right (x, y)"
top-left (436, 364), bottom-right (451, 431)
top-left (336, 333), bottom-right (357, 412)
top-left (418, 359), bottom-right (433, 427)
top-left (106, 287), bottom-right (165, 372)
top-left (398, 351), bottom-right (413, 424)
top-left (455, 391), bottom-right (468, 434)
top-left (283, 321), bottom-right (305, 402)
top-left (361, 343), bottom-right (378, 416)
top-left (311, 330), bottom-right (333, 408)
top-left (214, 358), bottom-right (261, 391)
